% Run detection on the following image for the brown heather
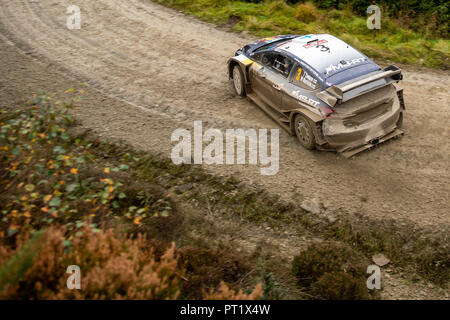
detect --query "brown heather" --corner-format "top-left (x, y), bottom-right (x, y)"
top-left (204, 282), bottom-right (263, 300)
top-left (0, 227), bottom-right (262, 300)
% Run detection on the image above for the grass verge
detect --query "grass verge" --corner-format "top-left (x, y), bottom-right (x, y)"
top-left (152, 0), bottom-right (449, 69)
top-left (88, 112), bottom-right (449, 288)
top-left (0, 92), bottom-right (447, 299)
top-left (0, 92), bottom-right (263, 299)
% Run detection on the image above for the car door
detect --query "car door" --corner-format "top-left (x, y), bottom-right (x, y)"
top-left (281, 62), bottom-right (322, 112)
top-left (249, 52), bottom-right (294, 111)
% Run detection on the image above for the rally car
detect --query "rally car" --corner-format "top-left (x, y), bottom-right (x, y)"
top-left (228, 34), bottom-right (405, 157)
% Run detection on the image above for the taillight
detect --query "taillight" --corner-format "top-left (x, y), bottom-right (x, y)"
top-left (319, 107), bottom-right (334, 118)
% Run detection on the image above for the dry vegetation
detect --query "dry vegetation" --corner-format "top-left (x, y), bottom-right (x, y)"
top-left (0, 93), bottom-right (262, 299)
top-left (0, 92), bottom-right (448, 299)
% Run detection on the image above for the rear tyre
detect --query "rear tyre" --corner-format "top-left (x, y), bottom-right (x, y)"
top-left (294, 114), bottom-right (316, 150)
top-left (232, 65), bottom-right (245, 97)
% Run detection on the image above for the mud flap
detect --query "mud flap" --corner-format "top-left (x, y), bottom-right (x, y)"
top-left (340, 129), bottom-right (404, 158)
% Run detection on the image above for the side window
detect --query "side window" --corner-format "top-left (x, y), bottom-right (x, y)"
top-left (291, 64), bottom-right (320, 90)
top-left (251, 53), bottom-right (263, 64)
top-left (258, 52), bottom-right (294, 78)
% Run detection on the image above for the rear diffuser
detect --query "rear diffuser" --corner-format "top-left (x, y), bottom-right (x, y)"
top-left (340, 129), bottom-right (404, 158)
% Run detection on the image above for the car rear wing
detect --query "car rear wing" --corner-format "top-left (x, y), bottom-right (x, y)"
top-left (325, 65), bottom-right (403, 104)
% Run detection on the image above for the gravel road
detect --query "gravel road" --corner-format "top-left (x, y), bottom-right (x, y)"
top-left (0, 0), bottom-right (449, 230)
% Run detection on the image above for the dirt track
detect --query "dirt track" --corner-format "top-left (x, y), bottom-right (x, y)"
top-left (0, 0), bottom-right (449, 231)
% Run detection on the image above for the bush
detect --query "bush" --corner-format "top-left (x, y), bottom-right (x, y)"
top-left (0, 227), bottom-right (180, 299)
top-left (178, 246), bottom-right (253, 299)
top-left (0, 231), bottom-right (45, 293)
top-left (204, 281), bottom-right (262, 300)
top-left (311, 271), bottom-right (370, 300)
top-left (253, 257), bottom-right (286, 299)
top-left (294, 2), bottom-right (320, 23)
top-left (291, 241), bottom-right (372, 299)
top-left (0, 227), bottom-right (262, 299)
top-left (264, 0), bottom-right (295, 16)
top-left (292, 241), bottom-right (365, 286)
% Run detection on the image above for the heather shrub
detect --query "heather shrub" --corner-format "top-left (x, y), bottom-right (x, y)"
top-left (0, 231), bottom-right (45, 294)
top-left (178, 246), bottom-right (253, 299)
top-left (310, 271), bottom-right (370, 299)
top-left (253, 257), bottom-right (286, 299)
top-left (292, 241), bottom-right (365, 286)
top-left (0, 227), bottom-right (262, 299)
top-left (204, 282), bottom-right (263, 300)
top-left (0, 227), bottom-right (180, 299)
top-left (291, 241), bottom-right (372, 299)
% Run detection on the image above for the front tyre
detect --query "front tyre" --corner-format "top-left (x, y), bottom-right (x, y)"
top-left (232, 65), bottom-right (245, 97)
top-left (294, 114), bottom-right (316, 150)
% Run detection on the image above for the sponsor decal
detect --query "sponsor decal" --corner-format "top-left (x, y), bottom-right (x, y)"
top-left (325, 57), bottom-right (366, 74)
top-left (303, 39), bottom-right (327, 49)
top-left (300, 71), bottom-right (318, 89)
top-left (292, 91), bottom-right (320, 107)
top-left (315, 43), bottom-right (330, 52)
top-left (295, 68), bottom-right (317, 89)
top-left (295, 67), bottom-right (302, 81)
top-left (252, 62), bottom-right (262, 70)
top-left (254, 36), bottom-right (279, 44)
top-left (235, 54), bottom-right (254, 66)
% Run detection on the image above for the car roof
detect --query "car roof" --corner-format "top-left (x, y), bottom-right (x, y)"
top-left (272, 34), bottom-right (380, 84)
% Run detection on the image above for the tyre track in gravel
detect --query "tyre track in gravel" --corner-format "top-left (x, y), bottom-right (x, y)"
top-left (0, 0), bottom-right (449, 230)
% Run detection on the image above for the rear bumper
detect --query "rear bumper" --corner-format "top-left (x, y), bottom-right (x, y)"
top-left (321, 97), bottom-right (403, 156)
top-left (339, 129), bottom-right (403, 158)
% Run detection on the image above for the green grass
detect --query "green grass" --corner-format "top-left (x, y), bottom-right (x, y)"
top-left (154, 0), bottom-right (450, 68)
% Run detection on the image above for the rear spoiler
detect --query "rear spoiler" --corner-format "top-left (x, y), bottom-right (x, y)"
top-left (325, 65), bottom-right (403, 104)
